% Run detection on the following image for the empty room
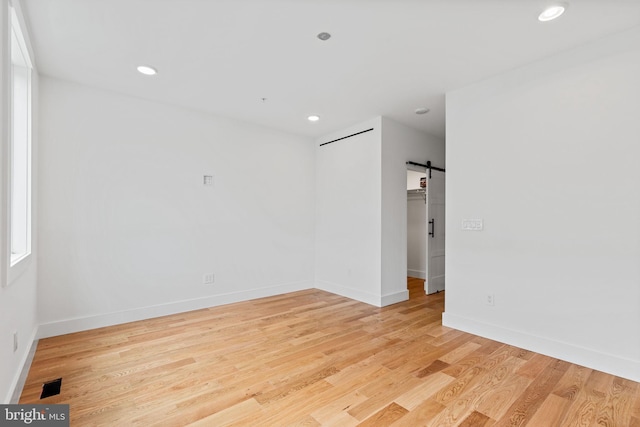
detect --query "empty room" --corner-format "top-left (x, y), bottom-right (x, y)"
top-left (2, 0), bottom-right (640, 425)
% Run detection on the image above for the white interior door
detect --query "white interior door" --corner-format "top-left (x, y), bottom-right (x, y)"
top-left (426, 170), bottom-right (445, 294)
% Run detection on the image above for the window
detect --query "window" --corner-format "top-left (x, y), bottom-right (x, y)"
top-left (9, 6), bottom-right (32, 267)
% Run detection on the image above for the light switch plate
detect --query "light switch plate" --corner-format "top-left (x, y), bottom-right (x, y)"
top-left (462, 219), bottom-right (483, 231)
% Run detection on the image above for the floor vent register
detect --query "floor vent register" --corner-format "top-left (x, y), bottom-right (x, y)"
top-left (40, 378), bottom-right (62, 399)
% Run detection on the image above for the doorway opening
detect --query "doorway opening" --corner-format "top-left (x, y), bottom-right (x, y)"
top-left (406, 164), bottom-right (445, 298)
top-left (407, 169), bottom-right (427, 295)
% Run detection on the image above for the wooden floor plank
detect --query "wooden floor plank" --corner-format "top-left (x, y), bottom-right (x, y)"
top-left (439, 341), bottom-right (483, 365)
top-left (525, 394), bottom-right (571, 427)
top-left (427, 355), bottom-right (530, 426)
top-left (356, 402), bottom-right (409, 426)
top-left (472, 359), bottom-right (531, 421)
top-left (390, 398), bottom-right (446, 427)
top-left (516, 353), bottom-right (553, 380)
top-left (459, 410), bottom-right (494, 427)
top-left (632, 385), bottom-right (640, 419)
top-left (19, 277), bottom-right (640, 426)
top-left (310, 390), bottom-right (366, 425)
top-left (553, 363), bottom-right (593, 401)
top-left (394, 372), bottom-right (456, 411)
top-left (592, 376), bottom-right (638, 427)
top-left (185, 398), bottom-right (262, 427)
top-left (347, 370), bottom-right (423, 421)
top-left (493, 358), bottom-right (571, 427)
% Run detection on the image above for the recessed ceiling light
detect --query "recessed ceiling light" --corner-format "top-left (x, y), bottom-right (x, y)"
top-left (317, 32), bottom-right (331, 41)
top-left (308, 115), bottom-right (320, 122)
top-left (538, 4), bottom-right (566, 22)
top-left (415, 107), bottom-right (430, 115)
top-left (137, 65), bottom-right (157, 75)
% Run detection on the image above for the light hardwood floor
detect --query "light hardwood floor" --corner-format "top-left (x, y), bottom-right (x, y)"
top-left (20, 278), bottom-right (640, 426)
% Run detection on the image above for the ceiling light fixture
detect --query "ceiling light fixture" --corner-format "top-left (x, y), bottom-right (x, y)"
top-left (538, 4), bottom-right (566, 22)
top-left (317, 32), bottom-right (331, 41)
top-left (137, 65), bottom-right (157, 75)
top-left (415, 107), bottom-right (430, 115)
top-left (308, 115), bottom-right (320, 122)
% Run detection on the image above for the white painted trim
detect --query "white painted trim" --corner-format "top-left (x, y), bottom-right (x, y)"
top-left (1, 0), bottom-right (10, 289)
top-left (8, 0), bottom-right (36, 69)
top-left (443, 312), bottom-right (640, 383)
top-left (315, 280), bottom-right (408, 307)
top-left (5, 325), bottom-right (37, 404)
top-left (407, 269), bottom-right (426, 279)
top-left (381, 290), bottom-right (409, 307)
top-left (8, 252), bottom-right (31, 285)
top-left (315, 280), bottom-right (382, 307)
top-left (37, 281), bottom-right (313, 339)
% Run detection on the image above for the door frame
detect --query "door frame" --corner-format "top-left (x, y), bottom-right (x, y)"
top-left (406, 161), bottom-right (445, 296)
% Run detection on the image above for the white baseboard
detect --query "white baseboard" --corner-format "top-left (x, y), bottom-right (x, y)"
top-left (381, 290), bottom-right (409, 306)
top-left (315, 280), bottom-right (408, 307)
top-left (443, 312), bottom-right (640, 383)
top-left (37, 281), bottom-right (313, 339)
top-left (37, 279), bottom-right (411, 341)
top-left (407, 269), bottom-right (426, 279)
top-left (5, 326), bottom-right (38, 404)
top-left (315, 280), bottom-right (383, 307)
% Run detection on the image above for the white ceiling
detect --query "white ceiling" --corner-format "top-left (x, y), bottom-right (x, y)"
top-left (20, 0), bottom-right (640, 140)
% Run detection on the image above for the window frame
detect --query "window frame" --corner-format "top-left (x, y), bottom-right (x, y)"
top-left (3, 3), bottom-right (34, 286)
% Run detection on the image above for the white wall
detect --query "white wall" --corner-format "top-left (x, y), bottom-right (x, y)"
top-left (315, 117), bottom-right (444, 306)
top-left (0, 0), bottom-right (39, 403)
top-left (381, 117), bottom-right (445, 303)
top-left (315, 118), bottom-right (383, 305)
top-left (37, 77), bottom-right (316, 337)
top-left (444, 27), bottom-right (640, 381)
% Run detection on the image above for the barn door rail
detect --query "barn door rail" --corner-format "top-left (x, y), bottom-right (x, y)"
top-left (406, 161), bottom-right (445, 179)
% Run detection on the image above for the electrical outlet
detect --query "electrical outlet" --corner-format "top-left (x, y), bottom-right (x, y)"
top-left (13, 332), bottom-right (18, 352)
top-left (203, 273), bottom-right (215, 285)
top-left (485, 294), bottom-right (495, 306)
